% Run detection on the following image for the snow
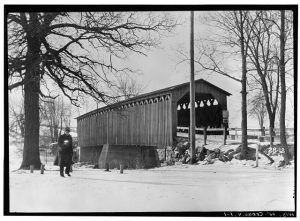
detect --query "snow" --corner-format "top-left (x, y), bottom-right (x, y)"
top-left (69, 131), bottom-right (77, 138)
top-left (8, 136), bottom-right (295, 213)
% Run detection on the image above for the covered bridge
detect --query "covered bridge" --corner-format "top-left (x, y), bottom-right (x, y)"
top-left (77, 78), bottom-right (231, 168)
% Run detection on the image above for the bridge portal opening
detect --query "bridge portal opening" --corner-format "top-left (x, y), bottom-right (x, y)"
top-left (177, 92), bottom-right (223, 130)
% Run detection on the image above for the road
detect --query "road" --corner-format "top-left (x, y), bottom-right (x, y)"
top-left (9, 164), bottom-right (295, 212)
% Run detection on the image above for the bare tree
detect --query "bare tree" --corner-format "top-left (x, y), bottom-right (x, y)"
top-left (9, 102), bottom-right (25, 137)
top-left (190, 11), bottom-right (257, 159)
top-left (177, 10), bottom-right (294, 163)
top-left (248, 90), bottom-right (266, 136)
top-left (40, 97), bottom-right (72, 143)
top-left (7, 11), bottom-right (177, 169)
top-left (245, 11), bottom-right (281, 150)
top-left (40, 100), bottom-right (57, 143)
top-left (279, 10), bottom-right (291, 165)
top-left (246, 10), bottom-right (294, 159)
top-left (115, 75), bottom-right (145, 100)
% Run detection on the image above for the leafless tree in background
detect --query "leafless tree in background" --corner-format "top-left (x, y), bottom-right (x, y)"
top-left (189, 11), bottom-right (258, 159)
top-left (248, 90), bottom-right (266, 136)
top-left (184, 10), bottom-right (294, 161)
top-left (279, 10), bottom-right (293, 165)
top-left (7, 11), bottom-right (177, 169)
top-left (115, 76), bottom-right (145, 100)
top-left (40, 97), bottom-right (72, 143)
top-left (9, 102), bottom-right (25, 138)
top-left (245, 11), bottom-right (280, 150)
top-left (246, 10), bottom-right (293, 162)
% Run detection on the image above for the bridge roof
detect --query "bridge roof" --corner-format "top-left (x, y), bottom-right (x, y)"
top-left (77, 78), bottom-right (231, 120)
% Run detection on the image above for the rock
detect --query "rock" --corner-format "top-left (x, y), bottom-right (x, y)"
top-left (218, 153), bottom-right (229, 162)
top-left (181, 155), bottom-right (190, 164)
top-left (227, 154), bottom-right (234, 161)
top-left (225, 149), bottom-right (234, 155)
top-left (175, 141), bottom-right (189, 157)
top-left (206, 149), bottom-right (212, 155)
top-left (196, 145), bottom-right (203, 153)
top-left (206, 152), bottom-right (217, 163)
top-left (278, 160), bottom-right (286, 167)
top-left (197, 146), bottom-right (207, 161)
top-left (166, 146), bottom-right (173, 151)
top-left (213, 148), bottom-right (221, 154)
top-left (183, 141), bottom-right (190, 149)
top-left (234, 153), bottom-right (242, 160)
top-left (166, 160), bottom-right (175, 166)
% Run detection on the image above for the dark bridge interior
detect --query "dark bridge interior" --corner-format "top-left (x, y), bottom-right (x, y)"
top-left (177, 92), bottom-right (223, 128)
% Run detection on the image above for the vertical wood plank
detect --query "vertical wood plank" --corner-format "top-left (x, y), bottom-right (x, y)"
top-left (161, 98), bottom-right (165, 146)
top-left (154, 100), bottom-right (158, 145)
top-left (127, 107), bottom-right (130, 145)
top-left (158, 99), bottom-right (163, 147)
top-left (100, 113), bottom-right (103, 145)
top-left (81, 119), bottom-right (83, 146)
top-left (167, 95), bottom-right (173, 145)
top-left (105, 112), bottom-right (108, 144)
top-left (144, 102), bottom-right (147, 145)
top-left (92, 114), bottom-right (95, 145)
top-left (139, 102), bottom-right (143, 145)
top-left (121, 109), bottom-right (125, 144)
top-left (149, 100), bottom-right (153, 145)
top-left (110, 110), bottom-right (116, 144)
top-left (77, 119), bottom-right (80, 147)
top-left (171, 98), bottom-right (178, 140)
top-left (156, 99), bottom-right (159, 146)
top-left (134, 104), bottom-right (138, 145)
top-left (135, 103), bottom-right (138, 145)
top-left (130, 106), bottom-right (134, 144)
top-left (144, 101), bottom-right (147, 145)
top-left (109, 111), bottom-right (113, 144)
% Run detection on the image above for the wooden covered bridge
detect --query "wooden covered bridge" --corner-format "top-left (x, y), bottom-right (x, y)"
top-left (77, 79), bottom-right (231, 168)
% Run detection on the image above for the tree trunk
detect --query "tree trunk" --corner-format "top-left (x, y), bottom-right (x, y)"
top-left (20, 125), bottom-right (25, 138)
top-left (240, 12), bottom-right (248, 159)
top-left (19, 114), bottom-right (25, 138)
top-left (260, 76), bottom-right (278, 150)
top-left (54, 124), bottom-right (59, 142)
top-left (258, 113), bottom-right (265, 136)
top-left (269, 115), bottom-right (275, 150)
top-left (49, 117), bottom-right (54, 143)
top-left (279, 10), bottom-right (290, 164)
top-left (241, 76), bottom-right (248, 159)
top-left (59, 114), bottom-right (63, 136)
top-left (20, 13), bottom-right (42, 169)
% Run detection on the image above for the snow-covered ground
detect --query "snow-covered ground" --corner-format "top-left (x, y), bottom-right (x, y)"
top-left (8, 136), bottom-right (295, 213)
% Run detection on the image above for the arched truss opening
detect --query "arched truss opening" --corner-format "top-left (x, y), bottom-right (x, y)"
top-left (177, 92), bottom-right (223, 128)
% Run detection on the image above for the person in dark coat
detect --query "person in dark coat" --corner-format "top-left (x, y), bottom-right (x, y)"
top-left (58, 127), bottom-right (73, 177)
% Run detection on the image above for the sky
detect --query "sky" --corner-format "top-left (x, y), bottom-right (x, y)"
top-left (73, 10), bottom-right (295, 129)
top-left (74, 12), bottom-right (242, 124)
top-left (5, 9), bottom-right (295, 131)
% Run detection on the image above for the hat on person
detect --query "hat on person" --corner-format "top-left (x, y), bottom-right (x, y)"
top-left (65, 127), bottom-right (70, 132)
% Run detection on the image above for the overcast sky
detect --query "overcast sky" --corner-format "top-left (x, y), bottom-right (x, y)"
top-left (74, 11), bottom-right (294, 129)
top-left (7, 10), bottom-right (295, 130)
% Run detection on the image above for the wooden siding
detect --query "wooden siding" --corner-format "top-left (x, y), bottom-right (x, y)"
top-left (77, 78), bottom-right (231, 149)
top-left (171, 80), bottom-right (228, 109)
top-left (170, 80), bottom-right (228, 137)
top-left (77, 94), bottom-right (172, 148)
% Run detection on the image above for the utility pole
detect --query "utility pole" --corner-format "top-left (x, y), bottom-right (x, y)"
top-left (190, 11), bottom-right (196, 164)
